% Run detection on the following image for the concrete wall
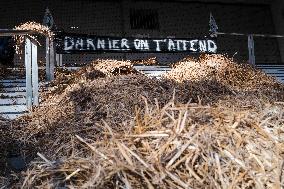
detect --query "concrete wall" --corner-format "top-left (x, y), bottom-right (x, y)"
top-left (271, 0), bottom-right (284, 63)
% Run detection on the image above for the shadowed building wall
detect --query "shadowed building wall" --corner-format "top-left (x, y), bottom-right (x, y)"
top-left (0, 0), bottom-right (282, 64)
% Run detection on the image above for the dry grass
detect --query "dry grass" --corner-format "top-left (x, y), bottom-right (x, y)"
top-left (132, 57), bottom-right (158, 65)
top-left (18, 99), bottom-right (284, 188)
top-left (1, 54), bottom-right (284, 188)
top-left (14, 21), bottom-right (53, 54)
top-left (163, 54), bottom-right (280, 91)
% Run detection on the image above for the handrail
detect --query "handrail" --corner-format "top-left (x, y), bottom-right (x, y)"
top-left (0, 29), bottom-right (40, 109)
top-left (0, 29), bottom-right (36, 36)
top-left (215, 32), bottom-right (284, 38)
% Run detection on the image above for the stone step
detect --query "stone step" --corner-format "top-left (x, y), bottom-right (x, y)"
top-left (0, 97), bottom-right (26, 105)
top-left (0, 112), bottom-right (28, 120)
top-left (2, 77), bottom-right (25, 80)
top-left (0, 92), bottom-right (26, 98)
top-left (142, 70), bottom-right (167, 77)
top-left (1, 87), bottom-right (26, 92)
top-left (0, 82), bottom-right (26, 88)
top-left (0, 105), bottom-right (28, 113)
top-left (134, 66), bottom-right (171, 71)
top-left (0, 79), bottom-right (26, 83)
top-left (261, 69), bottom-right (284, 74)
top-left (257, 65), bottom-right (284, 68)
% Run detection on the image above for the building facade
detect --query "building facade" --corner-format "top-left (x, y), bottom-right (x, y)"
top-left (0, 0), bottom-right (283, 65)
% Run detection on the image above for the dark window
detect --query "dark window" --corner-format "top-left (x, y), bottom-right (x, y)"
top-left (130, 9), bottom-right (159, 30)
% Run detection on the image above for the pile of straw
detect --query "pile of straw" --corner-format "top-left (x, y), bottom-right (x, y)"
top-left (87, 59), bottom-right (139, 77)
top-left (19, 100), bottom-right (284, 188)
top-left (41, 59), bottom-right (139, 101)
top-left (14, 21), bottom-right (53, 54)
top-left (0, 120), bottom-right (14, 175)
top-left (163, 54), bottom-right (279, 91)
top-left (132, 57), bottom-right (158, 65)
top-left (1, 55), bottom-right (284, 188)
top-left (14, 21), bottom-right (53, 38)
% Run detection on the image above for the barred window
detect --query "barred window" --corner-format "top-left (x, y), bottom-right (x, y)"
top-left (130, 9), bottom-right (159, 30)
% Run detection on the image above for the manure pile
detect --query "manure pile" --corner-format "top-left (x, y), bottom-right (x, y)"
top-left (1, 55), bottom-right (284, 189)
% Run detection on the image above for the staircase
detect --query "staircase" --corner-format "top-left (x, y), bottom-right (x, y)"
top-left (256, 64), bottom-right (284, 83)
top-left (134, 65), bottom-right (171, 78)
top-left (0, 68), bottom-right (28, 119)
top-left (135, 64), bottom-right (284, 82)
